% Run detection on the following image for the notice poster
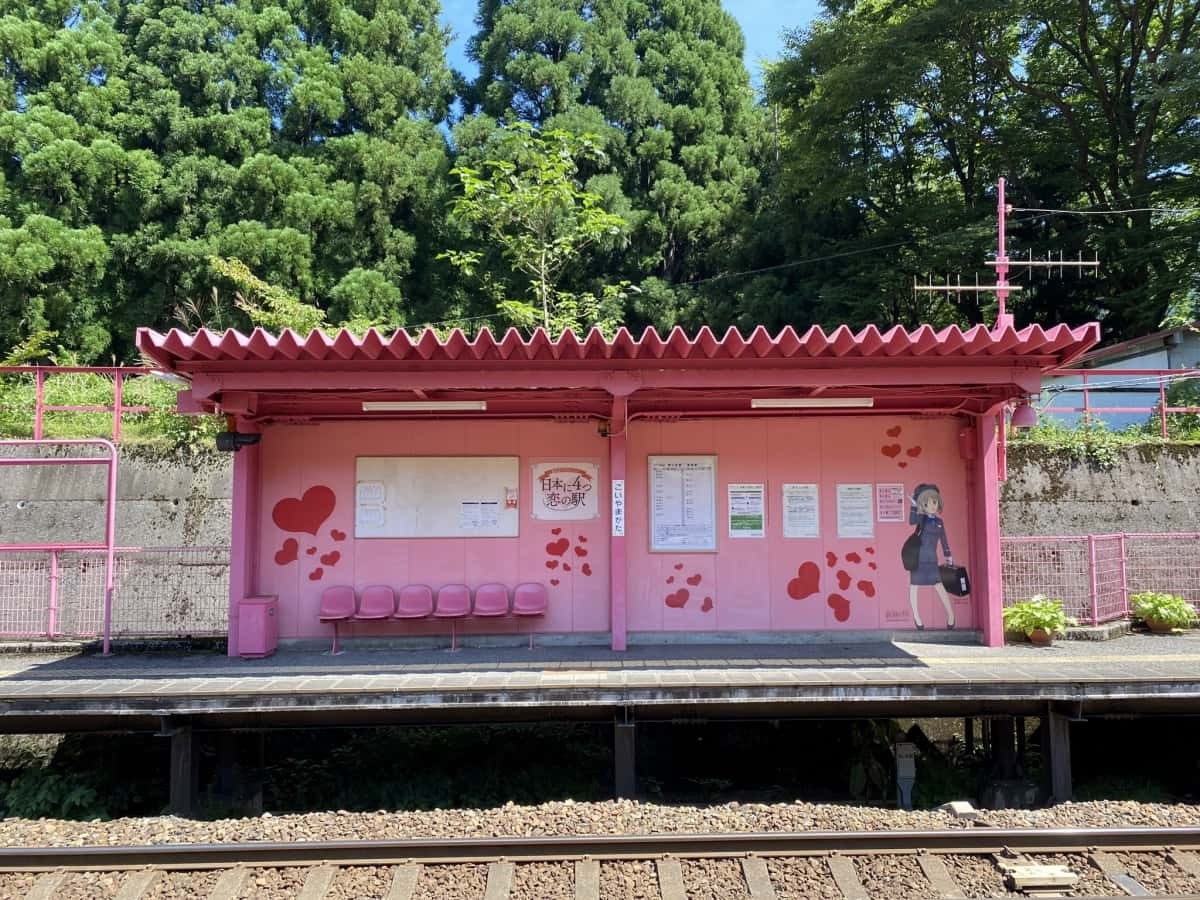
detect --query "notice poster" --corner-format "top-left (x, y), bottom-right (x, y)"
top-left (612, 479), bottom-right (625, 536)
top-left (876, 483), bottom-right (906, 523)
top-left (836, 483), bottom-right (874, 539)
top-left (650, 456), bottom-right (717, 552)
top-left (782, 483), bottom-right (819, 538)
top-left (531, 462), bottom-right (599, 520)
top-left (727, 483), bottom-right (765, 538)
top-left (459, 501), bottom-right (500, 530)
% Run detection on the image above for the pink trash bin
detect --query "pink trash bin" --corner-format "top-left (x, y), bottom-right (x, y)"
top-left (238, 595), bottom-right (278, 659)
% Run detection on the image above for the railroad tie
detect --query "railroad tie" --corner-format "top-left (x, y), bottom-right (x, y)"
top-left (297, 863), bottom-right (338, 900)
top-left (484, 861), bottom-right (515, 900)
top-left (1088, 851), bottom-right (1151, 897)
top-left (574, 859), bottom-right (600, 900)
top-left (917, 854), bottom-right (966, 899)
top-left (23, 871), bottom-right (67, 900)
top-left (656, 856), bottom-right (687, 900)
top-left (740, 856), bottom-right (776, 899)
top-left (826, 855), bottom-right (869, 900)
top-left (114, 868), bottom-right (161, 900)
top-left (1168, 850), bottom-right (1200, 879)
top-left (386, 863), bottom-right (423, 900)
top-left (208, 866), bottom-right (249, 900)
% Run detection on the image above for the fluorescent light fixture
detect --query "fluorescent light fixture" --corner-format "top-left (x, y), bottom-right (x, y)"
top-left (150, 370), bottom-right (190, 387)
top-left (751, 397), bottom-right (874, 409)
top-left (362, 400), bottom-right (487, 411)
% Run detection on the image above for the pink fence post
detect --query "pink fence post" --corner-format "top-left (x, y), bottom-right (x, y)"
top-left (112, 370), bottom-right (124, 444)
top-left (47, 550), bottom-right (59, 638)
top-left (1117, 532), bottom-right (1129, 616)
top-left (1159, 378), bottom-right (1168, 439)
top-left (34, 368), bottom-right (45, 439)
top-left (997, 408), bottom-right (1008, 482)
top-left (1086, 534), bottom-right (1099, 625)
top-left (1081, 372), bottom-right (1090, 429)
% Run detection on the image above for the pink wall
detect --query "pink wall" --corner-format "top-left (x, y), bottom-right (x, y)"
top-left (624, 416), bottom-right (972, 633)
top-left (251, 415), bottom-right (973, 642)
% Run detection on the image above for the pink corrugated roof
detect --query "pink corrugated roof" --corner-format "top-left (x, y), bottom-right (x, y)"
top-left (137, 323), bottom-right (1100, 370)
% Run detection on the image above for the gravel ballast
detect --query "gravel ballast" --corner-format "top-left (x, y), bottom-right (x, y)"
top-left (0, 799), bottom-right (1198, 848)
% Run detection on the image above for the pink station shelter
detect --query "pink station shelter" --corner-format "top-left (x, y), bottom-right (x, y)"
top-left (137, 322), bottom-right (1099, 655)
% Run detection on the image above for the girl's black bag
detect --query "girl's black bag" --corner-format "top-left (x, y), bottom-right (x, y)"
top-left (940, 565), bottom-right (971, 596)
top-left (901, 519), bottom-right (924, 571)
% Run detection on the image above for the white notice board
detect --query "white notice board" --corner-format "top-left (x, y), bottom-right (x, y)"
top-left (355, 456), bottom-right (520, 538)
top-left (649, 455), bottom-right (717, 552)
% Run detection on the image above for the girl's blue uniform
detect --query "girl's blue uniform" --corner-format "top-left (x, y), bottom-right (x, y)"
top-left (909, 508), bottom-right (950, 586)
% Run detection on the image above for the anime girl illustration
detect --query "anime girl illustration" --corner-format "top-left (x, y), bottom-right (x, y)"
top-left (907, 483), bottom-right (955, 630)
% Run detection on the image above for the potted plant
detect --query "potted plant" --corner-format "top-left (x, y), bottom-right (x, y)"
top-left (1002, 595), bottom-right (1070, 645)
top-left (1130, 591), bottom-right (1196, 634)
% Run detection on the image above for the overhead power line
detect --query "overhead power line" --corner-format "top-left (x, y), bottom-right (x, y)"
top-left (1012, 206), bottom-right (1200, 216)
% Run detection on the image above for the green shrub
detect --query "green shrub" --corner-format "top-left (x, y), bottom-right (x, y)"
top-left (1130, 591), bottom-right (1196, 629)
top-left (1, 770), bottom-right (108, 820)
top-left (1002, 595), bottom-right (1070, 637)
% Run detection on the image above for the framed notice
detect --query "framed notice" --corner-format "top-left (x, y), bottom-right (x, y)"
top-left (782, 483), bottom-right (819, 538)
top-left (531, 461), bottom-right (600, 520)
top-left (649, 455), bottom-right (717, 552)
top-left (727, 483), bottom-right (765, 538)
top-left (836, 483), bottom-right (874, 539)
top-left (876, 483), bottom-right (906, 523)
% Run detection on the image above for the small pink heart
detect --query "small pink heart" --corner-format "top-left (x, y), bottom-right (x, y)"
top-left (550, 578), bottom-right (560, 586)
top-left (581, 563), bottom-right (592, 576)
top-left (686, 574), bottom-right (702, 586)
top-left (701, 596), bottom-right (714, 612)
top-left (881, 444), bottom-right (902, 458)
top-left (308, 567), bottom-right (324, 581)
top-left (330, 529), bottom-right (346, 541)
top-left (274, 539), bottom-right (298, 565)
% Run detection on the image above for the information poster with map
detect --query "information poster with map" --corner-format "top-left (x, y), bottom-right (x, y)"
top-left (649, 456), bottom-right (717, 552)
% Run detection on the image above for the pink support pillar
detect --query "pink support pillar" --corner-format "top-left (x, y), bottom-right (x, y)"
top-left (608, 394), bottom-right (629, 651)
top-left (226, 422), bottom-right (262, 657)
top-left (973, 412), bottom-right (1004, 646)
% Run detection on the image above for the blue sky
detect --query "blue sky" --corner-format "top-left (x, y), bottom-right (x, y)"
top-left (438, 0), bottom-right (823, 88)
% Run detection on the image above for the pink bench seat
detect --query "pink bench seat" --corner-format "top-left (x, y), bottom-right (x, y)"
top-left (318, 585), bottom-right (356, 655)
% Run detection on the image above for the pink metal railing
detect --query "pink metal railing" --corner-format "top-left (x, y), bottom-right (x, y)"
top-left (1042, 369), bottom-right (1200, 439)
top-left (1002, 532), bottom-right (1200, 625)
top-left (0, 365), bottom-right (155, 443)
top-left (0, 547), bottom-right (229, 640)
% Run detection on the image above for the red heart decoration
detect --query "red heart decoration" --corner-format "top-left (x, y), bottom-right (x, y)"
top-left (546, 560), bottom-right (559, 569)
top-left (551, 528), bottom-right (562, 535)
top-left (857, 580), bottom-right (876, 598)
top-left (308, 567), bottom-right (324, 581)
top-left (686, 573), bottom-right (702, 586)
top-left (330, 529), bottom-right (346, 541)
top-left (868, 562), bottom-right (877, 570)
top-left (546, 538), bottom-right (569, 556)
top-left (666, 575), bottom-right (675, 584)
top-left (673, 563), bottom-right (684, 571)
top-left (272, 486), bottom-right (336, 536)
top-left (574, 545), bottom-right (588, 557)
top-left (845, 551), bottom-right (862, 564)
top-left (274, 539), bottom-right (298, 565)
top-left (563, 562), bottom-right (572, 572)
top-left (550, 578), bottom-right (560, 586)
top-left (701, 596), bottom-right (714, 612)
top-left (787, 561), bottom-right (820, 600)
top-left (906, 446), bottom-right (922, 458)
top-left (886, 425), bottom-right (902, 437)
top-left (866, 546), bottom-right (875, 554)
top-left (899, 461), bottom-right (909, 468)
top-left (320, 550), bottom-right (340, 567)
top-left (827, 593), bottom-right (850, 622)
top-left (581, 562), bottom-right (592, 576)
top-left (665, 588), bottom-right (690, 608)
top-left (306, 546), bottom-right (317, 556)
top-left (881, 444), bottom-right (902, 458)
top-left (578, 535), bottom-right (588, 543)
top-left (826, 552), bottom-right (838, 568)
top-left (836, 570), bottom-right (852, 591)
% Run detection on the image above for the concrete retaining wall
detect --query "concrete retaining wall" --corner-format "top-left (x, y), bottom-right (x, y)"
top-left (2, 443), bottom-right (1198, 546)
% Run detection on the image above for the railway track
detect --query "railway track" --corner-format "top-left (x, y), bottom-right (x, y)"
top-left (3, 827), bottom-right (1200, 899)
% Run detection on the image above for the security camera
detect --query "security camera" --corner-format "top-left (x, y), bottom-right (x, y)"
top-left (215, 431), bottom-right (262, 452)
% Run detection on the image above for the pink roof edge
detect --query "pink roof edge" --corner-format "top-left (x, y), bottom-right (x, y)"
top-left (137, 321), bottom-right (1101, 370)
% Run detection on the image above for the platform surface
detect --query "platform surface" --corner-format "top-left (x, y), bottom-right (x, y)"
top-left (1, 632), bottom-right (1198, 729)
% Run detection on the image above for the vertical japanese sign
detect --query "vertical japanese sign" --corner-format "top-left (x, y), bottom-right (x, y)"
top-left (531, 462), bottom-right (599, 520)
top-left (727, 483), bottom-right (766, 538)
top-left (611, 479), bottom-right (625, 536)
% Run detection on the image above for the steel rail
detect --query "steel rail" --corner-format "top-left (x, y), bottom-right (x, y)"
top-left (2, 826), bottom-right (1200, 872)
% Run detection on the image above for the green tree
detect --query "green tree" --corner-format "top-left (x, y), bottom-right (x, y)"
top-left (442, 123), bottom-right (628, 334)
